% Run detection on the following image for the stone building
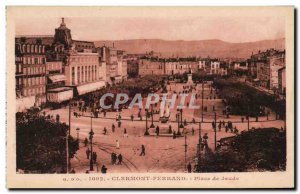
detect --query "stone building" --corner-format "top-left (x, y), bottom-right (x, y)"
top-left (278, 67), bottom-right (286, 94)
top-left (269, 51), bottom-right (285, 89)
top-left (252, 49), bottom-right (285, 89)
top-left (49, 18), bottom-right (106, 98)
top-left (98, 45), bottom-right (127, 84)
top-left (138, 58), bottom-right (165, 76)
top-left (15, 40), bottom-right (47, 111)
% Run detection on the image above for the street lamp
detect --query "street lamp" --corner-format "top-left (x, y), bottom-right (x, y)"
top-left (179, 109), bottom-right (184, 128)
top-left (144, 108), bottom-right (150, 135)
top-left (176, 110), bottom-right (182, 136)
top-left (89, 118), bottom-right (94, 171)
top-left (76, 128), bottom-right (80, 140)
top-left (150, 105), bottom-right (155, 128)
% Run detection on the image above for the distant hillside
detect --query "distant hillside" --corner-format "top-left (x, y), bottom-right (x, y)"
top-left (94, 38), bottom-right (285, 59)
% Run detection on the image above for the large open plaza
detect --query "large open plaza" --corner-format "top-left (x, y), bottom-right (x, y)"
top-left (44, 80), bottom-right (284, 173)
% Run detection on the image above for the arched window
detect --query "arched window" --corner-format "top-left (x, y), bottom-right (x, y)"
top-left (22, 45), bottom-right (26, 53)
top-left (27, 45), bottom-right (30, 53)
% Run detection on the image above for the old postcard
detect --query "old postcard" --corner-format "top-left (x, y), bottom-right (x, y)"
top-left (6, 6), bottom-right (294, 188)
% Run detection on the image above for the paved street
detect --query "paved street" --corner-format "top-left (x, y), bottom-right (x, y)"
top-left (45, 82), bottom-right (284, 173)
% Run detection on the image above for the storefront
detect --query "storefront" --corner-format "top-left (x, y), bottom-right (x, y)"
top-left (47, 87), bottom-right (73, 103)
top-left (76, 81), bottom-right (106, 95)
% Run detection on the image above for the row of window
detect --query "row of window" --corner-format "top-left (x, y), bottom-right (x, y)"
top-left (18, 44), bottom-right (46, 54)
top-left (71, 56), bottom-right (98, 62)
top-left (21, 77), bottom-right (46, 87)
top-left (23, 66), bottom-right (46, 75)
top-left (46, 62), bottom-right (62, 71)
top-left (22, 56), bottom-right (46, 65)
top-left (71, 65), bottom-right (99, 85)
top-left (23, 86), bottom-right (46, 97)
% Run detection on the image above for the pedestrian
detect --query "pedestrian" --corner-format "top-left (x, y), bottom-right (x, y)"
top-left (187, 163), bottom-right (192, 173)
top-left (123, 128), bottom-right (128, 138)
top-left (131, 114), bottom-right (134, 121)
top-left (111, 152), bottom-right (117, 164)
top-left (103, 127), bottom-right (107, 135)
top-left (93, 152), bottom-right (97, 164)
top-left (203, 133), bottom-right (208, 148)
top-left (101, 165), bottom-right (107, 174)
top-left (218, 123), bottom-right (221, 131)
top-left (84, 137), bottom-right (88, 147)
top-left (118, 154), bottom-right (123, 165)
top-left (118, 121), bottom-right (122, 128)
top-left (140, 144), bottom-right (146, 156)
top-left (234, 126), bottom-right (239, 134)
top-left (155, 126), bottom-right (160, 136)
top-left (86, 148), bottom-right (91, 159)
top-left (173, 131), bottom-right (176, 139)
top-left (116, 140), bottom-right (120, 149)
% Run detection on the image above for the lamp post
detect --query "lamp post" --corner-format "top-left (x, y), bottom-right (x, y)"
top-left (89, 117), bottom-right (94, 171)
top-left (197, 122), bottom-right (202, 172)
top-left (65, 124), bottom-right (69, 174)
top-left (150, 105), bottom-right (155, 128)
top-left (201, 80), bottom-right (204, 122)
top-left (177, 110), bottom-right (182, 136)
top-left (179, 109), bottom-right (184, 128)
top-left (76, 128), bottom-right (80, 140)
top-left (184, 130), bottom-right (188, 171)
top-left (144, 108), bottom-right (150, 135)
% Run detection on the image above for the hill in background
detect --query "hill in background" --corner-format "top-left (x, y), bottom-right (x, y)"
top-left (95, 38), bottom-right (285, 59)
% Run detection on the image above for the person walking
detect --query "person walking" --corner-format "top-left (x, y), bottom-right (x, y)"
top-left (101, 165), bottom-right (107, 174)
top-left (118, 154), bottom-right (123, 165)
top-left (140, 144), bottom-right (146, 156)
top-left (155, 126), bottom-right (160, 136)
top-left (111, 152), bottom-right (117, 165)
top-left (123, 128), bottom-right (128, 138)
top-left (112, 123), bottom-right (115, 133)
top-left (187, 163), bottom-right (192, 173)
top-left (86, 148), bottom-right (91, 159)
top-left (93, 152), bottom-right (97, 164)
top-left (116, 140), bottom-right (120, 149)
top-left (103, 127), bottom-right (107, 135)
top-left (84, 137), bottom-right (88, 147)
top-left (131, 114), bottom-right (134, 121)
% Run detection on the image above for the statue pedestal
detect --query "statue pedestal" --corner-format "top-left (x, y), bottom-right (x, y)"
top-left (187, 74), bottom-right (193, 85)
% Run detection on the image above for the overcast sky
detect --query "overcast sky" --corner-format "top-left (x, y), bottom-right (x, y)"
top-left (14, 10), bottom-right (285, 43)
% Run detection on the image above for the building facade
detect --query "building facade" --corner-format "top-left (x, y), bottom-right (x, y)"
top-left (15, 41), bottom-right (47, 111)
top-left (278, 67), bottom-right (286, 94)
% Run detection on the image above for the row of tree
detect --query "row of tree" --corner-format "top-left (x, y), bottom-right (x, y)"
top-left (213, 78), bottom-right (286, 118)
top-left (16, 108), bottom-right (79, 173)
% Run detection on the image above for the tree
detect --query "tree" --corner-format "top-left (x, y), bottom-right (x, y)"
top-left (16, 108), bottom-right (79, 173)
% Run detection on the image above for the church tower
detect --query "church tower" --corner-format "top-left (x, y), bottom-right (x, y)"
top-left (54, 18), bottom-right (73, 49)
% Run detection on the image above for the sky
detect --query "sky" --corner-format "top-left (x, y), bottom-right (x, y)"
top-left (14, 8), bottom-right (285, 43)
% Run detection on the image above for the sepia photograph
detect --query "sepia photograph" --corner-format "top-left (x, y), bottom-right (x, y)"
top-left (6, 6), bottom-right (294, 189)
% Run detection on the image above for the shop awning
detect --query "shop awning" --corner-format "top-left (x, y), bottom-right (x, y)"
top-left (77, 81), bottom-right (106, 95)
top-left (49, 74), bottom-right (66, 83)
top-left (47, 87), bottom-right (73, 103)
